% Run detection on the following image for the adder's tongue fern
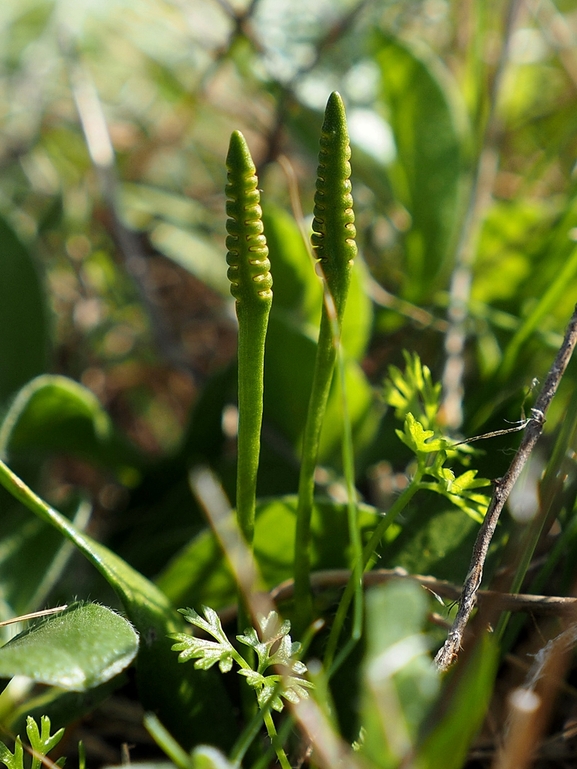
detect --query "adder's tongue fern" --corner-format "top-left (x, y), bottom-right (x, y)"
top-left (294, 92), bottom-right (357, 633)
top-left (312, 93), bottom-right (357, 317)
top-left (225, 130), bottom-right (273, 548)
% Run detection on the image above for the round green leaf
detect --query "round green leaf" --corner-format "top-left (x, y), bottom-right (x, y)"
top-left (0, 603), bottom-right (139, 691)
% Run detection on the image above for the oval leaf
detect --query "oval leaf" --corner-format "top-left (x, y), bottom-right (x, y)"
top-left (0, 603), bottom-right (138, 691)
top-left (0, 216), bottom-right (49, 403)
top-left (0, 375), bottom-right (141, 469)
top-left (373, 34), bottom-right (468, 300)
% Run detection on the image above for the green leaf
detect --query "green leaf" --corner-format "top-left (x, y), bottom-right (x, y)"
top-left (416, 635), bottom-right (498, 768)
top-left (263, 315), bottom-right (378, 461)
top-left (360, 581), bottom-right (440, 769)
top-left (172, 607), bottom-right (235, 673)
top-left (191, 746), bottom-right (236, 769)
top-left (262, 205), bottom-right (322, 327)
top-left (0, 464), bottom-right (236, 750)
top-left (340, 254), bottom-right (373, 361)
top-left (381, 501), bottom-right (488, 586)
top-left (0, 216), bottom-right (49, 402)
top-left (499, 243), bottom-right (577, 380)
top-left (0, 375), bottom-right (141, 471)
top-left (383, 351), bottom-right (442, 429)
top-left (396, 413), bottom-right (446, 455)
top-left (373, 35), bottom-right (468, 300)
top-left (149, 222), bottom-right (230, 297)
top-left (263, 314), bottom-right (316, 448)
top-left (156, 496), bottom-right (380, 608)
top-left (0, 736), bottom-right (24, 769)
top-left (0, 603), bottom-right (138, 691)
top-left (263, 205), bottom-right (373, 362)
top-left (0, 490), bottom-right (76, 618)
top-left (26, 715), bottom-right (65, 768)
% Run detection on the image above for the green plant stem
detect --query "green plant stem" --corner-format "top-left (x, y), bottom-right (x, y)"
top-left (225, 130), bottom-right (272, 549)
top-left (293, 92), bottom-right (356, 635)
top-left (293, 310), bottom-right (339, 629)
top-left (262, 710), bottom-right (291, 769)
top-left (235, 309), bottom-right (269, 547)
top-left (144, 713), bottom-right (193, 769)
top-left (230, 704), bottom-right (273, 768)
top-left (225, 130), bottom-right (272, 663)
top-left (323, 466), bottom-right (425, 672)
top-left (337, 344), bottom-right (364, 652)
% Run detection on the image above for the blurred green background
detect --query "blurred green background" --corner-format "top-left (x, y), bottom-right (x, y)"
top-left (1, 0), bottom-right (577, 762)
top-left (1, 0), bottom-right (577, 595)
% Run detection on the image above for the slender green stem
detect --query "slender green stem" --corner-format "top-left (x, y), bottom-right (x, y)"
top-left (293, 92), bottom-right (356, 634)
top-left (262, 710), bottom-right (291, 769)
top-left (337, 343), bottom-right (363, 652)
top-left (225, 130), bottom-right (273, 548)
top-left (143, 714), bottom-right (193, 769)
top-left (323, 466), bottom-right (425, 671)
top-left (225, 130), bottom-right (272, 721)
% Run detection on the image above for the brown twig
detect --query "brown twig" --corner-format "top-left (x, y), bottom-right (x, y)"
top-left (435, 304), bottom-right (577, 671)
top-left (215, 567), bottom-right (577, 627)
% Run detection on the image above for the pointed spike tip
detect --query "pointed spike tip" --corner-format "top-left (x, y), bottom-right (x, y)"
top-left (226, 130), bottom-right (255, 173)
top-left (322, 91), bottom-right (347, 134)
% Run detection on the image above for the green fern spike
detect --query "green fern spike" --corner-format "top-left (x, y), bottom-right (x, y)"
top-left (225, 130), bottom-right (272, 548)
top-left (226, 131), bottom-right (273, 314)
top-left (294, 92), bottom-right (357, 633)
top-left (311, 92), bottom-right (357, 316)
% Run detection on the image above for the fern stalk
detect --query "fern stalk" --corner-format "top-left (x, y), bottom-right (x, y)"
top-left (294, 92), bottom-right (357, 633)
top-left (225, 130), bottom-right (273, 548)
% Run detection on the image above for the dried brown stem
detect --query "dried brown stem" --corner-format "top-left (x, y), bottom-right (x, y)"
top-left (435, 304), bottom-right (577, 671)
top-left (216, 567), bottom-right (577, 627)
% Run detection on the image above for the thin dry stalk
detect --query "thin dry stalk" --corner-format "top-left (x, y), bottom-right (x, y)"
top-left (435, 304), bottom-right (577, 670)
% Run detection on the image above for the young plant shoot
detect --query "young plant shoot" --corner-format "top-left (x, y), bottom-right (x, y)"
top-left (294, 92), bottom-right (357, 632)
top-left (225, 130), bottom-right (273, 548)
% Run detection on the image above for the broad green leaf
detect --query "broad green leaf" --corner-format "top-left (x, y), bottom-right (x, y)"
top-left (157, 496), bottom-right (380, 609)
top-left (264, 205), bottom-right (373, 361)
top-left (360, 581), bottom-right (439, 769)
top-left (0, 375), bottom-right (141, 471)
top-left (0, 216), bottom-right (49, 402)
top-left (0, 604), bottom-right (137, 691)
top-left (150, 222), bottom-right (230, 296)
top-left (120, 182), bottom-right (209, 230)
top-left (341, 255), bottom-right (373, 361)
top-left (192, 746), bottom-right (236, 769)
top-left (263, 205), bottom-right (322, 327)
top-left (157, 527), bottom-right (234, 610)
top-left (263, 314), bottom-right (316, 448)
top-left (416, 635), bottom-right (498, 769)
top-left (373, 34), bottom-right (468, 300)
top-left (0, 491), bottom-right (83, 619)
top-left (0, 465), bottom-right (235, 750)
top-left (263, 315), bottom-right (378, 461)
top-left (379, 499), bottom-right (503, 587)
top-left (317, 358), bottom-right (378, 466)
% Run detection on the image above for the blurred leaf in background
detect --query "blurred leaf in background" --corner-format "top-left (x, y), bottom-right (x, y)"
top-left (0, 0), bottom-right (576, 765)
